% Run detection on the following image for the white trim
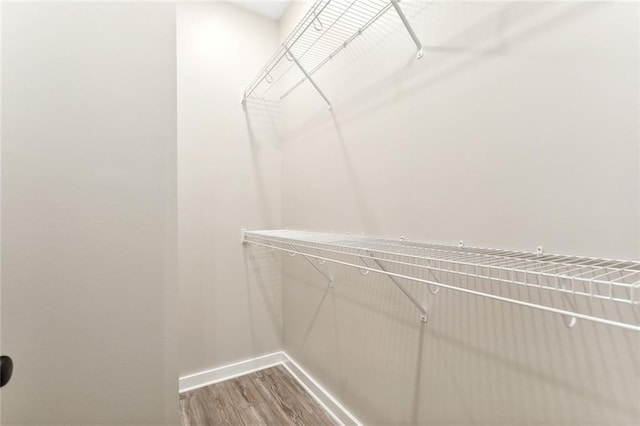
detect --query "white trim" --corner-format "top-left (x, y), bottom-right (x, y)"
top-left (282, 354), bottom-right (362, 426)
top-left (179, 352), bottom-right (285, 393)
top-left (178, 351), bottom-right (362, 425)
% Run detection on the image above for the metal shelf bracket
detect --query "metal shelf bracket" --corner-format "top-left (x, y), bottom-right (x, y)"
top-left (368, 253), bottom-right (428, 323)
top-left (285, 47), bottom-right (332, 111)
top-left (290, 244), bottom-right (334, 287)
top-left (389, 0), bottom-right (424, 59)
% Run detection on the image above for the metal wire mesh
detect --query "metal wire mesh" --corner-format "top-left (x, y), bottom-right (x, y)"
top-left (244, 0), bottom-right (395, 102)
top-left (244, 229), bottom-right (640, 331)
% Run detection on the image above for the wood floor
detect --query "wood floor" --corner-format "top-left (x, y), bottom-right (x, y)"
top-left (179, 365), bottom-right (337, 426)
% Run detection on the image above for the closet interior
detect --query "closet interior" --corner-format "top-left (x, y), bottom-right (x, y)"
top-left (1, 0), bottom-right (638, 425)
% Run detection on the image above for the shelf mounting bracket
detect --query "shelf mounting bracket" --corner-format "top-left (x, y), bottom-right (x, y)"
top-left (285, 46), bottom-right (332, 110)
top-left (389, 0), bottom-right (424, 59)
top-left (368, 253), bottom-right (428, 322)
top-left (290, 244), bottom-right (334, 287)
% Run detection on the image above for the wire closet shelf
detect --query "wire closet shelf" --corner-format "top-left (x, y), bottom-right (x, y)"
top-left (242, 230), bottom-right (640, 332)
top-left (241, 0), bottom-right (423, 109)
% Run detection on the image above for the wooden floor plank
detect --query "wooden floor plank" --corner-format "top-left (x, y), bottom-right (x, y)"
top-left (202, 382), bottom-right (245, 425)
top-left (269, 366), bottom-right (335, 425)
top-left (250, 373), bottom-right (307, 425)
top-left (255, 370), bottom-right (325, 425)
top-left (178, 396), bottom-right (192, 426)
top-left (238, 402), bottom-right (297, 426)
top-left (224, 372), bottom-right (266, 410)
top-left (255, 377), bottom-right (306, 424)
top-left (179, 365), bottom-right (338, 426)
top-left (259, 366), bottom-right (334, 426)
top-left (236, 404), bottom-right (266, 426)
top-left (179, 392), bottom-right (220, 426)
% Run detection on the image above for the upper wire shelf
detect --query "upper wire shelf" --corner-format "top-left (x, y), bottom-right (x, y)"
top-left (242, 0), bottom-right (423, 110)
top-left (243, 229), bottom-right (640, 331)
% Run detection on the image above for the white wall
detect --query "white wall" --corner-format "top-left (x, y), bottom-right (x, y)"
top-left (177, 2), bottom-right (283, 377)
top-left (277, 1), bottom-right (640, 424)
top-left (0, 3), bottom-right (4, 420)
top-left (1, 3), bottom-right (177, 424)
top-left (2, 2), bottom-right (637, 424)
top-left (280, 1), bottom-right (639, 260)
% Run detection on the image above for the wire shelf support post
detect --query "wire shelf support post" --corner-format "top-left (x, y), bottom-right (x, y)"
top-left (286, 47), bottom-right (332, 110)
top-left (389, 0), bottom-right (424, 59)
top-left (290, 244), bottom-right (335, 287)
top-left (368, 253), bottom-right (428, 322)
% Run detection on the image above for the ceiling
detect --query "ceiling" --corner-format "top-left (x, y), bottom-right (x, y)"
top-left (226, 1), bottom-right (291, 20)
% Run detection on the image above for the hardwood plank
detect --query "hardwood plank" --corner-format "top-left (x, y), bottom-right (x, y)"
top-left (254, 369), bottom-right (326, 426)
top-left (178, 396), bottom-right (190, 426)
top-left (179, 392), bottom-right (217, 426)
top-left (224, 372), bottom-right (266, 410)
top-left (273, 366), bottom-right (338, 425)
top-left (243, 376), bottom-right (304, 426)
top-left (202, 382), bottom-right (244, 425)
top-left (179, 366), bottom-right (337, 426)
top-left (237, 404), bottom-right (267, 426)
top-left (251, 370), bottom-right (280, 402)
top-left (238, 402), bottom-right (299, 426)
top-left (269, 365), bottom-right (335, 424)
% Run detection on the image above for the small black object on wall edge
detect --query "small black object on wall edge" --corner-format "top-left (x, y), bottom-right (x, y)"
top-left (0, 355), bottom-right (13, 388)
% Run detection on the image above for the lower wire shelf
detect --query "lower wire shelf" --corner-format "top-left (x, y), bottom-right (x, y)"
top-left (242, 229), bottom-right (640, 331)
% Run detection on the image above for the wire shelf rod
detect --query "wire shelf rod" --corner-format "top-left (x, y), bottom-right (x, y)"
top-left (245, 233), bottom-right (639, 304)
top-left (244, 236), bottom-right (640, 331)
top-left (361, 237), bottom-right (611, 264)
top-left (568, 263), bottom-right (634, 281)
top-left (252, 233), bottom-right (640, 288)
top-left (260, 0), bottom-right (362, 96)
top-left (364, 241), bottom-right (640, 279)
top-left (243, 0), bottom-right (423, 105)
top-left (528, 260), bottom-right (622, 278)
top-left (355, 238), bottom-right (631, 271)
top-left (250, 233), bottom-right (629, 280)
top-left (244, 0), bottom-right (334, 96)
top-left (344, 237), bottom-right (577, 266)
top-left (300, 238), bottom-right (640, 294)
top-left (280, 3), bottom-right (394, 100)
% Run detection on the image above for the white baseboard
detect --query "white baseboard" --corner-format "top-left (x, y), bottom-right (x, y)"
top-left (281, 354), bottom-right (362, 426)
top-left (179, 352), bottom-right (285, 393)
top-left (179, 351), bottom-right (362, 426)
